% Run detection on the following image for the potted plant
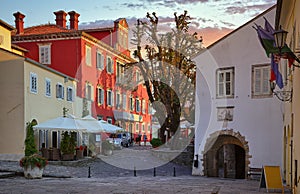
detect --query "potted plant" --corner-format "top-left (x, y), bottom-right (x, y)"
top-left (102, 140), bottom-right (114, 155)
top-left (150, 138), bottom-right (163, 148)
top-left (60, 131), bottom-right (76, 160)
top-left (20, 121), bottom-right (48, 179)
top-left (76, 145), bottom-right (84, 159)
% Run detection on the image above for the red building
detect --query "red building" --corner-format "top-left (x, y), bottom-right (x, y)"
top-left (11, 10), bottom-right (152, 141)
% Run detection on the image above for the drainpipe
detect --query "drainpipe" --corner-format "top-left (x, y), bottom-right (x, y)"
top-left (291, 139), bottom-right (293, 188)
top-left (110, 30), bottom-right (113, 47)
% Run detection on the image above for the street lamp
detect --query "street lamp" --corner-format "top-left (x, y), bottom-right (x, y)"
top-left (273, 25), bottom-right (288, 53)
top-left (270, 26), bottom-right (293, 102)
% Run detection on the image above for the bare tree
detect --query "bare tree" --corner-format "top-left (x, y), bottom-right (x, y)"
top-left (124, 11), bottom-right (203, 144)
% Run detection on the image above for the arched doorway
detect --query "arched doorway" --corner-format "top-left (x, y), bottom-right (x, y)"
top-left (203, 130), bottom-right (250, 179)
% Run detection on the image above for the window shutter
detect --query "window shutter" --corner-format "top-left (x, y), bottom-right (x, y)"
top-left (62, 86), bottom-right (64, 99)
top-left (101, 54), bottom-right (104, 69)
top-left (44, 47), bottom-right (49, 64)
top-left (254, 68), bottom-right (262, 94)
top-left (106, 91), bottom-right (109, 106)
top-left (111, 91), bottom-right (114, 107)
top-left (262, 67), bottom-right (269, 93)
top-left (56, 84), bottom-right (59, 98)
top-left (101, 89), bottom-right (104, 104)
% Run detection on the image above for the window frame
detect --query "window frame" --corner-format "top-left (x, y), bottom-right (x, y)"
top-left (96, 50), bottom-right (104, 69)
top-left (66, 86), bottom-right (74, 102)
top-left (85, 82), bottom-right (93, 101)
top-left (56, 83), bottom-right (64, 99)
top-left (85, 45), bottom-right (92, 67)
top-left (107, 117), bottom-right (113, 124)
top-left (30, 72), bottom-right (38, 94)
top-left (216, 67), bottom-right (234, 98)
top-left (136, 98), bottom-right (140, 112)
top-left (116, 91), bottom-right (121, 109)
top-left (129, 95), bottom-right (135, 111)
top-left (142, 99), bottom-right (146, 114)
top-left (106, 56), bottom-right (113, 74)
top-left (97, 87), bottom-right (104, 105)
top-left (39, 44), bottom-right (51, 64)
top-left (123, 94), bottom-right (127, 110)
top-left (107, 89), bottom-right (114, 107)
top-left (45, 78), bottom-right (51, 97)
top-left (252, 64), bottom-right (272, 98)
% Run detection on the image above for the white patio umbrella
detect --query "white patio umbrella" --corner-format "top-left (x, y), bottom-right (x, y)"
top-left (98, 120), bottom-right (124, 133)
top-left (76, 115), bottom-right (104, 133)
top-left (33, 114), bottom-right (86, 132)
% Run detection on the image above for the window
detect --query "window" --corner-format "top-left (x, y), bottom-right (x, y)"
top-left (97, 115), bottom-right (103, 120)
top-left (56, 83), bottom-right (64, 99)
top-left (252, 65), bottom-right (271, 97)
top-left (116, 92), bottom-right (121, 109)
top-left (39, 44), bottom-right (51, 64)
top-left (107, 117), bottom-right (112, 124)
top-left (85, 83), bottom-right (93, 101)
top-left (96, 51), bottom-right (104, 69)
top-left (216, 67), bottom-right (234, 98)
top-left (45, 78), bottom-right (51, 97)
top-left (85, 45), bottom-right (91, 66)
top-left (136, 98), bottom-right (140, 112)
top-left (142, 99), bottom-right (146, 114)
top-left (106, 56), bottom-right (113, 73)
top-left (116, 62), bottom-right (123, 83)
top-left (97, 87), bottom-right (104, 105)
top-left (142, 124), bottom-right (145, 132)
top-left (67, 87), bottom-right (73, 101)
top-left (130, 96), bottom-right (134, 111)
top-left (30, 72), bottom-right (38, 94)
top-left (107, 90), bottom-right (114, 107)
top-left (123, 94), bottom-right (127, 110)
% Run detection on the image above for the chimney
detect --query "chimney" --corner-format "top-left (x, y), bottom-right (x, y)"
top-left (13, 12), bottom-right (25, 35)
top-left (54, 10), bottom-right (67, 28)
top-left (68, 11), bottom-right (80, 30)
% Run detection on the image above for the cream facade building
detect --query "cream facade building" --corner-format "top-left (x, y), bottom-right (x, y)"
top-left (0, 19), bottom-right (76, 160)
top-left (275, 0), bottom-right (300, 192)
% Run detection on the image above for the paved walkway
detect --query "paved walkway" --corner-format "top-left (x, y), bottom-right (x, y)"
top-left (0, 145), bottom-right (290, 193)
top-left (0, 175), bottom-right (272, 194)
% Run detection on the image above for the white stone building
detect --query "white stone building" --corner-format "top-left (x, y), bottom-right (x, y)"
top-left (192, 5), bottom-right (283, 178)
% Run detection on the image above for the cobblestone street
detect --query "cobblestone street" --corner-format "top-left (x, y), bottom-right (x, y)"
top-left (0, 176), bottom-right (266, 194)
top-left (0, 146), bottom-right (287, 193)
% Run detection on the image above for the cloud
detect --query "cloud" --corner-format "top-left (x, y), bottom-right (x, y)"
top-left (121, 3), bottom-right (145, 9)
top-left (79, 13), bottom-right (233, 48)
top-left (220, 20), bottom-right (235, 27)
top-left (224, 2), bottom-right (275, 15)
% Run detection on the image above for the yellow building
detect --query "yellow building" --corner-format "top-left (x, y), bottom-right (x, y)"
top-left (0, 19), bottom-right (77, 161)
top-left (275, 0), bottom-right (300, 192)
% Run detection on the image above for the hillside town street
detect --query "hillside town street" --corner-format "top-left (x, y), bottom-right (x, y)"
top-left (0, 145), bottom-right (287, 193)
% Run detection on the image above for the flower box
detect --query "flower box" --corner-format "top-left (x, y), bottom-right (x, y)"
top-left (23, 166), bottom-right (44, 179)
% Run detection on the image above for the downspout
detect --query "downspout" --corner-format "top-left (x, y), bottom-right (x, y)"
top-left (275, 0), bottom-right (283, 30)
top-left (110, 30), bottom-right (113, 47)
top-left (291, 139), bottom-right (293, 189)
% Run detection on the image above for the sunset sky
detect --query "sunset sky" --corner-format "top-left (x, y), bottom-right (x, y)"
top-left (0, 0), bottom-right (276, 47)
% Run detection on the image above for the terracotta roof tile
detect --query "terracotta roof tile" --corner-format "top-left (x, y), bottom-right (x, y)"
top-left (12, 24), bottom-right (73, 36)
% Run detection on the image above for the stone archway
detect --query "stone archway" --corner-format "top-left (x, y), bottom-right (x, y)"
top-left (202, 129), bottom-right (251, 179)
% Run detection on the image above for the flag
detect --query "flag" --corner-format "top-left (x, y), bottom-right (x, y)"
top-left (254, 18), bottom-right (300, 89)
top-left (271, 54), bottom-right (283, 89)
top-left (255, 25), bottom-right (276, 57)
